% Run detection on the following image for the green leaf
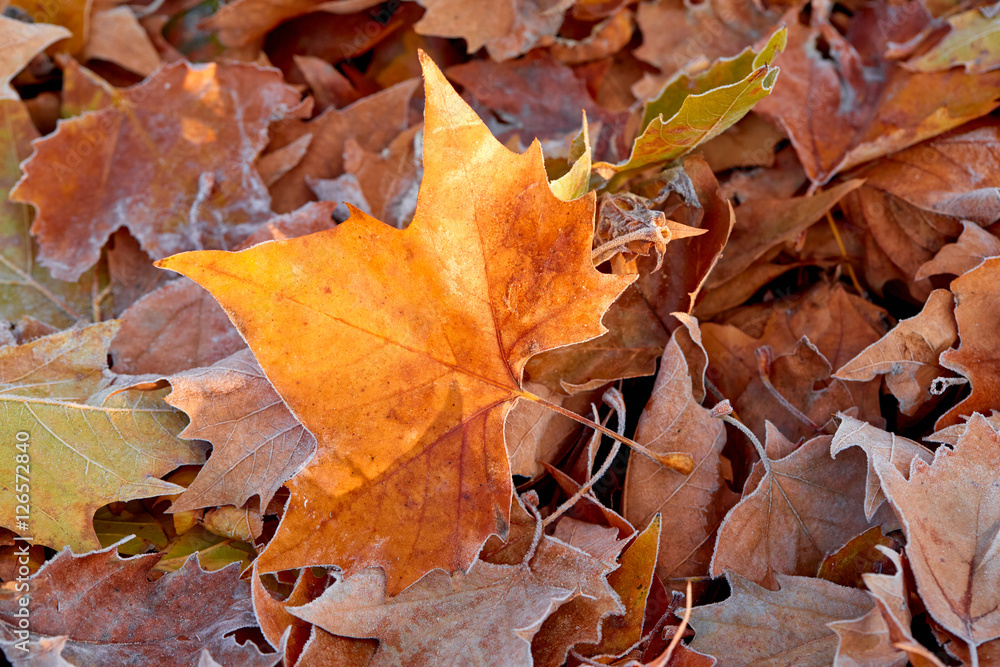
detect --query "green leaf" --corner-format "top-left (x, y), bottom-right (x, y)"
top-left (0, 321), bottom-right (205, 552)
top-left (94, 506), bottom-right (171, 556)
top-left (154, 525), bottom-right (255, 573)
top-left (549, 111), bottom-right (592, 201)
top-left (594, 27), bottom-right (786, 180)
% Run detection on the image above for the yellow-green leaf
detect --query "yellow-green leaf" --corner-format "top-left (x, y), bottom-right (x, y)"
top-left (94, 506), bottom-right (171, 556)
top-left (905, 5), bottom-right (1000, 74)
top-left (594, 27), bottom-right (786, 179)
top-left (0, 321), bottom-right (204, 552)
top-left (153, 526), bottom-right (255, 573)
top-left (550, 112), bottom-right (592, 201)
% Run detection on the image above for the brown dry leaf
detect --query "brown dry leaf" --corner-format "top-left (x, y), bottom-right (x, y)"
top-left (830, 415), bottom-right (934, 522)
top-left (105, 229), bottom-right (169, 317)
top-left (415, 0), bottom-right (572, 61)
top-left (698, 113), bottom-right (784, 173)
top-left (252, 567), bottom-right (376, 667)
top-left (57, 53), bottom-right (114, 117)
top-left (109, 278), bottom-right (245, 375)
top-left (860, 120), bottom-right (1000, 225)
top-left (741, 285), bottom-right (889, 372)
top-left (688, 573), bottom-right (874, 666)
top-left (710, 431), bottom-right (875, 589)
top-left (291, 561), bottom-right (572, 666)
top-left (938, 257), bottom-right (1000, 428)
top-left (524, 283), bottom-right (670, 393)
top-left (549, 10), bottom-right (634, 65)
top-left (932, 625), bottom-right (1000, 667)
top-left (880, 413), bottom-right (1000, 650)
top-left (293, 55), bottom-right (362, 111)
top-left (695, 259), bottom-right (806, 319)
top-left (267, 78), bottom-right (419, 213)
top-left (623, 315), bottom-right (734, 588)
top-left (531, 518), bottom-right (627, 667)
top-left (479, 499), bottom-right (627, 666)
top-left (0, 98), bottom-right (94, 329)
top-left (11, 61), bottom-right (302, 281)
top-left (446, 55), bottom-right (606, 152)
top-left (739, 337), bottom-right (877, 443)
top-left (754, 4), bottom-right (1000, 185)
top-left (544, 463), bottom-right (635, 537)
top-left (158, 53), bottom-right (634, 594)
top-left (835, 289), bottom-right (958, 416)
top-left (702, 284), bottom-right (887, 436)
top-left (707, 180), bottom-right (864, 287)
top-left (341, 123), bottom-right (422, 229)
top-left (635, 156), bottom-right (734, 323)
top-left (252, 567), bottom-right (323, 665)
top-left (0, 545), bottom-right (278, 666)
top-left (0, 15), bottom-right (70, 100)
top-left (916, 221), bottom-right (1000, 280)
top-left (829, 547), bottom-right (943, 667)
top-left (817, 526), bottom-right (900, 590)
top-left (206, 0), bottom-right (383, 48)
top-left (633, 0), bottom-right (781, 80)
top-left (84, 7), bottom-right (161, 76)
top-left (551, 518), bottom-right (626, 567)
top-left (839, 185), bottom-right (961, 300)
top-left (926, 411), bottom-right (1000, 448)
top-left (257, 134), bottom-right (314, 188)
top-left (165, 348), bottom-right (316, 514)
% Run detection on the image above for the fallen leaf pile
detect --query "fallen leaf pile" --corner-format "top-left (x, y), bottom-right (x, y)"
top-left (0, 1), bottom-right (999, 665)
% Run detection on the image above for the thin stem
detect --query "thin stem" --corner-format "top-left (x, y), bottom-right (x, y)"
top-left (521, 497), bottom-right (544, 566)
top-left (825, 211), bottom-right (865, 296)
top-left (519, 390), bottom-right (693, 474)
top-left (592, 227), bottom-right (666, 266)
top-left (721, 414), bottom-right (770, 473)
top-left (543, 389), bottom-right (625, 528)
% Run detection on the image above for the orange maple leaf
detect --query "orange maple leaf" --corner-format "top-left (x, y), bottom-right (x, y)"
top-left (158, 52), bottom-right (634, 594)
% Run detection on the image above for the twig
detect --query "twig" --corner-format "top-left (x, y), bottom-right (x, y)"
top-left (542, 388), bottom-right (626, 528)
top-left (520, 389), bottom-right (693, 474)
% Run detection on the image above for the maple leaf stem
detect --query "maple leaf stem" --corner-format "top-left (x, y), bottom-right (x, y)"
top-left (543, 437), bottom-right (621, 529)
top-left (720, 414), bottom-right (771, 472)
top-left (518, 390), bottom-right (694, 474)
top-left (543, 388), bottom-right (625, 528)
top-left (520, 499), bottom-right (544, 566)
